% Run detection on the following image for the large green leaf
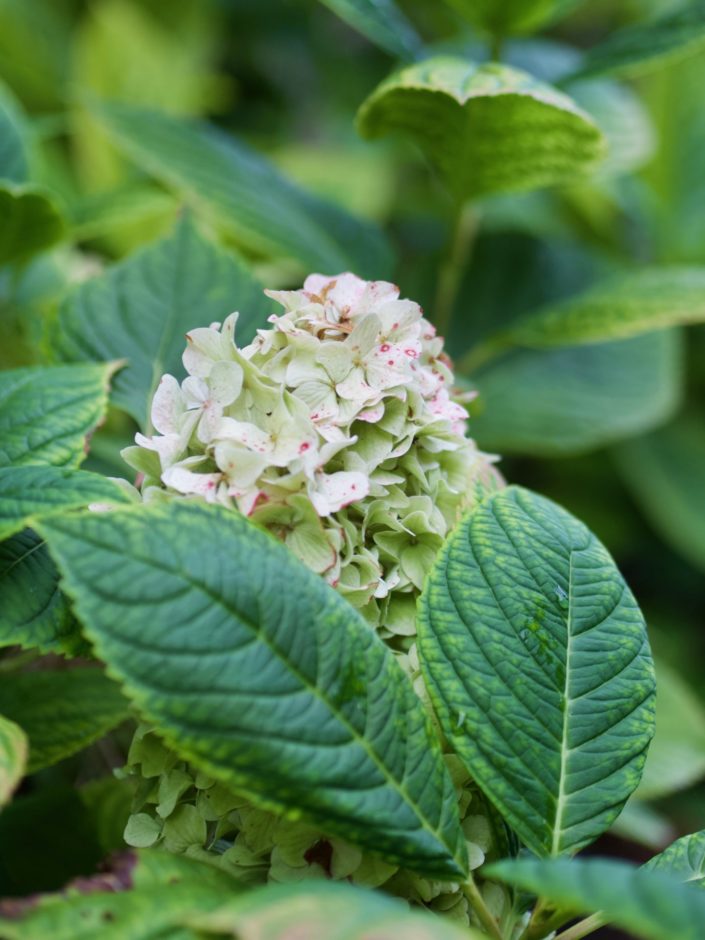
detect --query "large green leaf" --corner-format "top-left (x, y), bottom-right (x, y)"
top-left (55, 216), bottom-right (272, 429)
top-left (613, 415), bottom-right (705, 571)
top-left (317, 0), bottom-right (422, 60)
top-left (0, 184), bottom-right (65, 266)
top-left (189, 880), bottom-right (483, 940)
top-left (0, 466), bottom-right (132, 541)
top-left (418, 486), bottom-right (655, 858)
top-left (568, 1), bottom-right (705, 81)
top-left (357, 57), bottom-right (604, 200)
top-left (0, 530), bottom-right (80, 654)
top-left (645, 830), bottom-right (705, 887)
top-left (39, 501), bottom-right (467, 879)
top-left (505, 267), bottom-right (705, 348)
top-left (0, 713), bottom-right (26, 807)
top-left (0, 83), bottom-right (28, 183)
top-left (487, 856), bottom-right (705, 940)
top-left (468, 329), bottom-right (682, 456)
top-left (0, 362), bottom-right (116, 469)
top-left (0, 851), bottom-right (238, 940)
top-left (0, 668), bottom-right (129, 772)
top-left (91, 101), bottom-right (392, 277)
top-left (442, 0), bottom-right (581, 36)
top-left (635, 659), bottom-right (705, 800)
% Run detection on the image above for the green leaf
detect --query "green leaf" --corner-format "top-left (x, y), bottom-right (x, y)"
top-left (0, 713), bottom-right (26, 807)
top-left (189, 880), bottom-right (484, 940)
top-left (0, 529), bottom-right (80, 655)
top-left (418, 486), bottom-right (656, 858)
top-left (0, 851), bottom-right (238, 940)
top-left (39, 501), bottom-right (467, 879)
top-left (0, 466), bottom-right (132, 541)
top-left (91, 101), bottom-right (393, 277)
top-left (442, 0), bottom-right (581, 36)
top-left (613, 414), bottom-right (705, 571)
top-left (55, 216), bottom-right (271, 429)
top-left (0, 668), bottom-right (129, 773)
top-left (317, 0), bottom-right (422, 60)
top-left (357, 57), bottom-right (604, 200)
top-left (0, 83), bottom-right (28, 183)
top-left (0, 362), bottom-right (117, 469)
top-left (0, 184), bottom-right (65, 266)
top-left (468, 329), bottom-right (683, 456)
top-left (487, 856), bottom-right (705, 940)
top-left (505, 267), bottom-right (705, 348)
top-left (568, 1), bottom-right (705, 81)
top-left (635, 659), bottom-right (705, 800)
top-left (645, 830), bottom-right (705, 887)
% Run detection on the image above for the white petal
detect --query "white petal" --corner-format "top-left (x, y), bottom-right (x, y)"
top-left (308, 471), bottom-right (369, 516)
top-left (150, 375), bottom-right (185, 435)
top-left (162, 466), bottom-right (221, 501)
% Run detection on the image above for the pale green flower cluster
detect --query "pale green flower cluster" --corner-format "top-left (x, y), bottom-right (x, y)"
top-left (121, 273), bottom-right (506, 926)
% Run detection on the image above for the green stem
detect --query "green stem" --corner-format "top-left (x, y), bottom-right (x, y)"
top-left (433, 201), bottom-right (479, 340)
top-left (461, 876), bottom-right (503, 940)
top-left (456, 335), bottom-right (508, 376)
top-left (490, 33), bottom-right (504, 62)
top-left (554, 913), bottom-right (606, 940)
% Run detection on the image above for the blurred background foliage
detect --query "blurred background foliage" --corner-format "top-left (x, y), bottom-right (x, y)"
top-left (1, 0), bottom-right (704, 905)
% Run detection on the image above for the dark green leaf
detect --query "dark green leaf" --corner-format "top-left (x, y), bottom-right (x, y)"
top-left (0, 713), bottom-right (26, 807)
top-left (55, 216), bottom-right (272, 429)
top-left (0, 529), bottom-right (80, 654)
top-left (0, 668), bottom-right (129, 772)
top-left (0, 466), bottom-right (132, 541)
top-left (505, 267), bottom-right (705, 348)
top-left (613, 414), bottom-right (705, 572)
top-left (468, 330), bottom-right (683, 456)
top-left (357, 57), bottom-right (604, 199)
top-left (190, 880), bottom-right (483, 939)
top-left (318, 0), bottom-right (422, 60)
top-left (568, 1), bottom-right (705, 81)
top-left (487, 856), bottom-right (705, 940)
top-left (418, 486), bottom-right (655, 857)
top-left (91, 101), bottom-right (393, 277)
top-left (39, 501), bottom-right (467, 879)
top-left (442, 0), bottom-right (581, 36)
top-left (0, 184), bottom-right (65, 266)
top-left (635, 659), bottom-right (705, 800)
top-left (645, 830), bottom-right (705, 887)
top-left (0, 362), bottom-right (117, 468)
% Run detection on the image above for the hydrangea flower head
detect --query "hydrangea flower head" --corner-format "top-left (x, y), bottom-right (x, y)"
top-left (123, 272), bottom-right (497, 638)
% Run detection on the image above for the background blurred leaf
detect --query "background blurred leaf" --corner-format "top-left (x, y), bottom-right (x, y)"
top-left (645, 829), bottom-right (705, 885)
top-left (91, 101), bottom-right (393, 276)
top-left (635, 659), bottom-right (705, 800)
top-left (505, 267), bottom-right (705, 347)
top-left (0, 713), bottom-right (26, 807)
top-left (613, 414), bottom-right (705, 571)
top-left (568, 0), bottom-right (705, 81)
top-left (0, 0), bottom-right (70, 110)
top-left (56, 216), bottom-right (272, 429)
top-left (442, 0), bottom-right (583, 36)
top-left (488, 856), bottom-right (705, 940)
top-left (419, 485), bottom-right (655, 857)
top-left (0, 530), bottom-right (79, 655)
top-left (0, 668), bottom-right (129, 773)
top-left (317, 0), bottom-right (423, 60)
top-left (467, 330), bottom-right (683, 457)
top-left (0, 184), bottom-right (65, 266)
top-left (0, 362), bottom-right (116, 469)
top-left (40, 501), bottom-right (468, 880)
top-left (357, 57), bottom-right (604, 199)
top-left (0, 82), bottom-right (28, 183)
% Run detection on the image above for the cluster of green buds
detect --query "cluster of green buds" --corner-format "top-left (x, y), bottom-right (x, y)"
top-left (121, 273), bottom-right (506, 925)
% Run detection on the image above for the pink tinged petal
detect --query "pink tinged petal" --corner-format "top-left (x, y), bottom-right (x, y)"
top-left (215, 418), bottom-right (273, 455)
top-left (182, 375), bottom-right (209, 407)
top-left (234, 488), bottom-right (264, 516)
top-left (356, 403), bottom-right (385, 423)
top-left (150, 375), bottom-right (185, 435)
top-left (308, 471), bottom-right (370, 516)
top-left (345, 313), bottom-right (381, 358)
top-left (335, 366), bottom-right (374, 402)
top-left (209, 360), bottom-right (244, 406)
top-left (364, 346), bottom-right (412, 391)
top-left (377, 299), bottom-right (421, 337)
top-left (361, 279), bottom-right (400, 309)
top-left (162, 466), bottom-right (222, 501)
top-left (326, 273), bottom-right (368, 313)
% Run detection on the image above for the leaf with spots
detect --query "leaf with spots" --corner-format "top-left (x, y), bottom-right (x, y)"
top-left (645, 830), bottom-right (705, 887)
top-left (418, 485), bottom-right (656, 857)
top-left (39, 501), bottom-right (467, 879)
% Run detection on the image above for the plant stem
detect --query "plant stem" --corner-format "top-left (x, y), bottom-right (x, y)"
top-left (461, 875), bottom-right (504, 940)
top-left (433, 201), bottom-right (479, 341)
top-left (456, 335), bottom-right (508, 376)
top-left (554, 913), bottom-right (606, 940)
top-left (491, 33), bottom-right (504, 62)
